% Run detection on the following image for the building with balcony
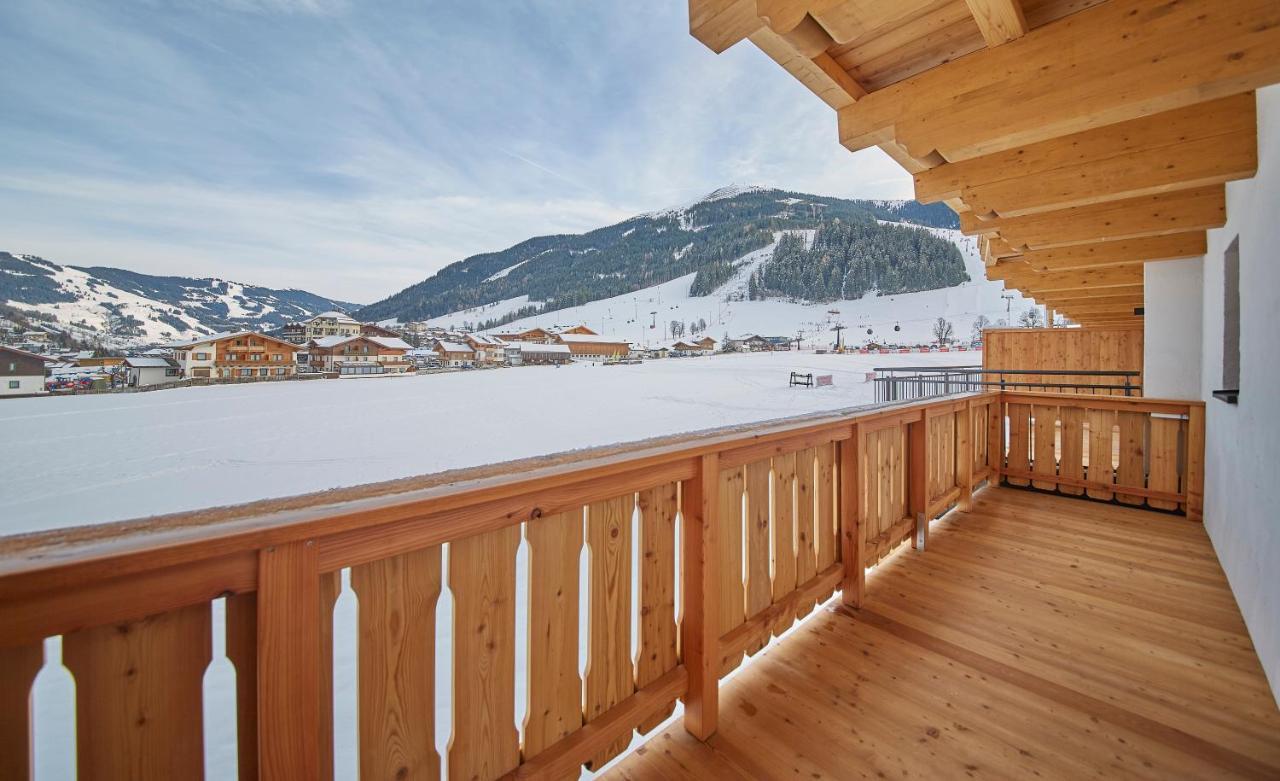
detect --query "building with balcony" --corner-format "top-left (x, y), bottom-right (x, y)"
top-left (168, 330), bottom-right (298, 379)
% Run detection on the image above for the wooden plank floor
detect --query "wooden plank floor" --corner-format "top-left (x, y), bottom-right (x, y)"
top-left (604, 486), bottom-right (1280, 780)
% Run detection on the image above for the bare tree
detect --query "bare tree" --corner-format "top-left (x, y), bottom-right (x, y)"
top-left (971, 314), bottom-right (991, 341)
top-left (1018, 308), bottom-right (1043, 328)
top-left (931, 317), bottom-right (955, 345)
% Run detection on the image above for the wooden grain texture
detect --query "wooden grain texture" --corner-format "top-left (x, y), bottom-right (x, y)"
top-left (603, 487), bottom-right (1280, 781)
top-left (1187, 406), bottom-right (1205, 521)
top-left (450, 525), bottom-right (520, 781)
top-left (0, 641), bottom-right (43, 781)
top-left (1085, 409), bottom-right (1117, 500)
top-left (839, 426), bottom-right (863, 607)
top-left (1032, 405), bottom-right (1059, 491)
top-left (955, 405), bottom-right (973, 511)
top-left (63, 602), bottom-right (211, 781)
top-left (1148, 417), bottom-right (1183, 512)
top-left (908, 421), bottom-right (928, 550)
top-left (636, 483), bottom-right (678, 733)
top-left (585, 494), bottom-right (635, 769)
top-left (717, 466), bottom-right (746, 669)
top-left (982, 327), bottom-right (1143, 394)
top-left (524, 510), bottom-right (584, 764)
top-left (743, 459), bottom-right (772, 654)
top-left (1058, 406), bottom-right (1086, 496)
top-left (770, 452), bottom-right (798, 620)
top-left (794, 448), bottom-right (818, 610)
top-left (680, 453), bottom-right (719, 740)
top-left (351, 546), bottom-right (442, 780)
top-left (1115, 411), bottom-right (1148, 506)
top-left (225, 592), bottom-right (259, 781)
top-left (1005, 403), bottom-right (1032, 487)
top-left (318, 570), bottom-right (340, 781)
top-left (816, 443), bottom-right (839, 569)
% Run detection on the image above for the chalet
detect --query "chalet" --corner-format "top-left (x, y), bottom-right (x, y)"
top-left (726, 334), bottom-right (772, 352)
top-left (168, 331), bottom-right (298, 379)
top-left (552, 324), bottom-right (598, 336)
top-left (301, 311), bottom-right (361, 340)
top-left (670, 337), bottom-right (717, 356)
top-left (0, 345), bottom-right (48, 395)
top-left (464, 333), bottom-right (508, 364)
top-left (308, 335), bottom-right (413, 375)
top-left (123, 356), bottom-right (180, 387)
top-left (517, 341), bottom-right (571, 365)
top-left (432, 340), bottom-right (475, 367)
top-left (555, 333), bottom-right (631, 360)
top-left (495, 327), bottom-right (556, 344)
top-left (360, 322), bottom-right (402, 340)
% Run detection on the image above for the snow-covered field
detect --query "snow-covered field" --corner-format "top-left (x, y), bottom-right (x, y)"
top-left (8, 349), bottom-right (979, 780)
top-left (0, 350), bottom-right (974, 537)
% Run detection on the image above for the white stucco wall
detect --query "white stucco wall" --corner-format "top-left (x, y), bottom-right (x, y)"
top-left (0, 375), bottom-right (44, 395)
top-left (1196, 85), bottom-right (1280, 702)
top-left (1142, 258), bottom-right (1203, 399)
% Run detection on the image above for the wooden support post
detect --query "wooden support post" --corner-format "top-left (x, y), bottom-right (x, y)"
top-left (1186, 405), bottom-right (1205, 522)
top-left (681, 453), bottom-right (720, 740)
top-left (0, 642), bottom-right (43, 781)
top-left (258, 540), bottom-right (321, 781)
top-left (840, 424), bottom-right (864, 607)
top-left (908, 417), bottom-right (929, 550)
top-left (957, 400), bottom-right (974, 511)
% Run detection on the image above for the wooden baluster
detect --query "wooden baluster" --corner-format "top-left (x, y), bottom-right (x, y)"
top-left (682, 453), bottom-right (720, 741)
top-left (770, 453), bottom-right (798, 628)
top-left (816, 443), bottom-right (839, 570)
top-left (0, 641), bottom-right (43, 781)
top-left (1086, 409), bottom-right (1117, 500)
top-left (525, 510), bottom-right (584, 766)
top-left (1116, 411), bottom-right (1148, 506)
top-left (956, 402), bottom-right (973, 511)
top-left (318, 571), bottom-right (339, 781)
top-left (909, 418), bottom-right (928, 550)
top-left (794, 448), bottom-right (818, 615)
top-left (988, 397), bottom-right (1004, 479)
top-left (1006, 403), bottom-right (1031, 487)
top-left (717, 466), bottom-right (746, 670)
top-left (1058, 406), bottom-right (1086, 496)
top-left (1032, 404), bottom-right (1059, 491)
top-left (226, 593), bottom-right (259, 781)
top-left (256, 541), bottom-right (322, 781)
top-left (585, 495), bottom-right (635, 769)
top-left (64, 602), bottom-right (212, 780)
top-left (636, 484), bottom-right (679, 734)
top-left (743, 460), bottom-right (772, 654)
top-left (840, 424), bottom-right (864, 607)
top-left (1148, 417), bottom-right (1183, 511)
top-left (1187, 406), bottom-right (1206, 521)
top-left (351, 547), bottom-right (442, 779)
top-left (449, 525), bottom-right (520, 781)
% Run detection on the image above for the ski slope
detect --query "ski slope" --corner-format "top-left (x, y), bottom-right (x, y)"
top-left (475, 227), bottom-right (1033, 347)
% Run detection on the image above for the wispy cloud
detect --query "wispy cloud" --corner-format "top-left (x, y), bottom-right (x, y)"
top-left (0, 0), bottom-right (912, 302)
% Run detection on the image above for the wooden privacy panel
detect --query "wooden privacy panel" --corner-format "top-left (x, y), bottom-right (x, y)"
top-left (771, 452), bottom-right (798, 628)
top-left (1115, 412), bottom-right (1148, 506)
top-left (450, 525), bottom-right (520, 781)
top-left (816, 444), bottom-right (839, 570)
top-left (351, 547), bottom-right (442, 780)
top-left (717, 466), bottom-right (746, 671)
top-left (1006, 404), bottom-right (1032, 486)
top-left (1086, 410), bottom-right (1117, 500)
top-left (794, 448), bottom-right (818, 596)
top-left (860, 425), bottom-right (908, 566)
top-left (525, 510), bottom-right (584, 763)
top-left (927, 412), bottom-right (957, 506)
top-left (743, 460), bottom-right (772, 654)
top-left (971, 403), bottom-right (989, 473)
top-left (983, 327), bottom-right (1143, 393)
top-left (0, 642), bottom-right (43, 781)
top-left (63, 602), bottom-right (211, 780)
top-left (585, 494), bottom-right (635, 769)
top-left (636, 484), bottom-right (678, 733)
top-left (1032, 405), bottom-right (1059, 491)
top-left (1148, 417), bottom-right (1185, 511)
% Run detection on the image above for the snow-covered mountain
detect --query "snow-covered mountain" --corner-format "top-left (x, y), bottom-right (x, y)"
top-left (356, 186), bottom-right (961, 326)
top-left (1, 252), bottom-right (357, 345)
top-left (426, 226), bottom-right (1037, 349)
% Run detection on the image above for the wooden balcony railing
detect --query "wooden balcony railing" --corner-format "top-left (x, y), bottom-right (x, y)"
top-left (0, 389), bottom-right (1204, 780)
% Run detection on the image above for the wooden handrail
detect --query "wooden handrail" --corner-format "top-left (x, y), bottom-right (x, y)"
top-left (0, 389), bottom-right (1205, 780)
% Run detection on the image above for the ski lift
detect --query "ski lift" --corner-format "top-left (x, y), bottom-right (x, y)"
top-left (893, 322), bottom-right (901, 332)
top-left (866, 328), bottom-right (873, 335)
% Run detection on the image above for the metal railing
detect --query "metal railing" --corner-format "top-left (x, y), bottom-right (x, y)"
top-left (873, 366), bottom-right (1141, 403)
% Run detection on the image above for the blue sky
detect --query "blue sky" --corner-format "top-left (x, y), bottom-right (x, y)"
top-left (0, 0), bottom-right (912, 302)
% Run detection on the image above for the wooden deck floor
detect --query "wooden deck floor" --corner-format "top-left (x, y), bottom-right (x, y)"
top-left (604, 487), bottom-right (1280, 780)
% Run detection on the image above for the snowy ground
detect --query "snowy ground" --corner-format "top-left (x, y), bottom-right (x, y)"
top-left (1, 350), bottom-right (973, 536)
top-left (9, 349), bottom-right (977, 780)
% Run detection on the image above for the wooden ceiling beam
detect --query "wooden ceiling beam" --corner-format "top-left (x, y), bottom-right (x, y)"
top-left (1017, 233), bottom-right (1207, 273)
top-left (914, 94), bottom-right (1258, 216)
top-left (690, 0), bottom-right (765, 53)
top-left (837, 0), bottom-right (1280, 163)
top-left (991, 263), bottom-right (1145, 292)
top-left (1039, 293), bottom-right (1145, 308)
top-left (964, 0), bottom-right (1027, 47)
top-left (960, 186), bottom-right (1226, 250)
